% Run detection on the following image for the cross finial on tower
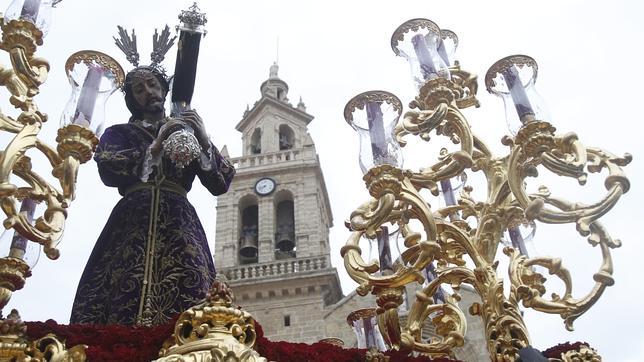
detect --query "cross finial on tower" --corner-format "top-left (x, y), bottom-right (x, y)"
top-left (269, 62), bottom-right (279, 79)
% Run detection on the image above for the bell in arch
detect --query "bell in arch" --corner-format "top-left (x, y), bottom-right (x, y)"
top-left (275, 222), bottom-right (295, 253)
top-left (239, 225), bottom-right (258, 259)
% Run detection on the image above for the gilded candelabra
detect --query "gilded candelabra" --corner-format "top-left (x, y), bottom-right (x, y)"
top-left (0, 1), bottom-right (123, 311)
top-left (0, 1), bottom-right (123, 359)
top-left (342, 18), bottom-right (627, 361)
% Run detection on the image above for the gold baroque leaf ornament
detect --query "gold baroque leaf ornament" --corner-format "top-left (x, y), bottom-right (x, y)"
top-left (0, 309), bottom-right (86, 361)
top-left (553, 344), bottom-right (601, 362)
top-left (156, 279), bottom-right (267, 362)
top-left (342, 22), bottom-right (629, 361)
top-left (365, 347), bottom-right (390, 362)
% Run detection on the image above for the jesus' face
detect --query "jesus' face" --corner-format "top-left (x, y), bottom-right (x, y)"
top-left (130, 71), bottom-right (166, 117)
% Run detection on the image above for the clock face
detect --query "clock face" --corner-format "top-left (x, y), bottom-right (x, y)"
top-left (255, 178), bottom-right (276, 196)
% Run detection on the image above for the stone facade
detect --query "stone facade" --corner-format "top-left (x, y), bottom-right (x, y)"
top-left (453, 285), bottom-right (489, 361)
top-left (215, 63), bottom-right (350, 344)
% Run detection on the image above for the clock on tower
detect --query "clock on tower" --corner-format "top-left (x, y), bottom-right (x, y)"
top-left (254, 177), bottom-right (276, 196)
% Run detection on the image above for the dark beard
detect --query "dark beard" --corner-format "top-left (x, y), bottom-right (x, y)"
top-left (140, 98), bottom-right (165, 115)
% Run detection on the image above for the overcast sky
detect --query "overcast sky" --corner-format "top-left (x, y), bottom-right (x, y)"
top-left (2, 0), bottom-right (643, 360)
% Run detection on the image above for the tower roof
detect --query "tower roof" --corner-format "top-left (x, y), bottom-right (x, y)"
top-left (260, 62), bottom-right (289, 101)
top-left (237, 63), bottom-right (313, 132)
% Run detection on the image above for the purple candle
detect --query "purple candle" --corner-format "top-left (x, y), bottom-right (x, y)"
top-left (508, 226), bottom-right (529, 256)
top-left (377, 226), bottom-right (393, 274)
top-left (9, 198), bottom-right (36, 259)
top-left (363, 317), bottom-right (377, 348)
top-left (412, 34), bottom-right (436, 80)
top-left (424, 263), bottom-right (446, 304)
top-left (440, 179), bottom-right (461, 222)
top-left (20, 0), bottom-right (41, 22)
top-left (440, 179), bottom-right (457, 206)
top-left (365, 102), bottom-right (388, 165)
top-left (436, 38), bottom-right (451, 67)
top-left (502, 66), bottom-right (534, 123)
top-left (74, 65), bottom-right (104, 128)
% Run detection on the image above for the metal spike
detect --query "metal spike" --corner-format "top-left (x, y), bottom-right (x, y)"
top-left (151, 25), bottom-right (177, 67)
top-left (114, 26), bottom-right (140, 67)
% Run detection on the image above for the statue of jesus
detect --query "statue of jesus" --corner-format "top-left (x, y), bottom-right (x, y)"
top-left (70, 65), bottom-right (235, 326)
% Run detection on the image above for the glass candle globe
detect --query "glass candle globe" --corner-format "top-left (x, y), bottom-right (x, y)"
top-left (60, 51), bottom-right (125, 137)
top-left (0, 198), bottom-right (41, 269)
top-left (438, 172), bottom-right (467, 208)
top-left (391, 18), bottom-right (451, 90)
top-left (359, 225), bottom-right (401, 276)
top-left (505, 220), bottom-right (547, 275)
top-left (344, 91), bottom-right (403, 174)
top-left (505, 220), bottom-right (537, 257)
top-left (437, 29), bottom-right (458, 67)
top-left (347, 308), bottom-right (387, 351)
top-left (423, 263), bottom-right (447, 304)
top-left (4, 0), bottom-right (54, 36)
top-left (485, 55), bottom-right (550, 135)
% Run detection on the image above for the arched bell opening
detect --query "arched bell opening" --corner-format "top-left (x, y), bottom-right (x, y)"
top-left (239, 195), bottom-right (259, 264)
top-left (250, 127), bottom-right (262, 154)
top-left (278, 124), bottom-right (294, 151)
top-left (274, 190), bottom-right (295, 259)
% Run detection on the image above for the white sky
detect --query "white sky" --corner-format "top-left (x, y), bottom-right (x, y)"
top-left (2, 0), bottom-right (643, 360)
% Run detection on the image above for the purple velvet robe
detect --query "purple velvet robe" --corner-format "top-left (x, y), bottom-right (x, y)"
top-left (70, 121), bottom-right (235, 325)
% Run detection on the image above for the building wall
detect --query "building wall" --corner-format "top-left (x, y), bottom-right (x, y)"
top-left (215, 149), bottom-right (330, 268)
top-left (454, 285), bottom-right (490, 361)
top-left (322, 292), bottom-right (378, 347)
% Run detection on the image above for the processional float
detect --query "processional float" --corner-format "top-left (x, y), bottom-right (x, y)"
top-left (0, 1), bottom-right (630, 361)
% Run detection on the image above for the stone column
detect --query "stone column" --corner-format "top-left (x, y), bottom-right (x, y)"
top-left (215, 193), bottom-right (237, 268)
top-left (258, 197), bottom-right (275, 263)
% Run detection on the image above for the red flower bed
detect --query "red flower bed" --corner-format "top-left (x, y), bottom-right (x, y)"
top-left (24, 319), bottom-right (593, 362)
top-left (26, 318), bottom-right (176, 362)
top-left (254, 323), bottom-right (457, 362)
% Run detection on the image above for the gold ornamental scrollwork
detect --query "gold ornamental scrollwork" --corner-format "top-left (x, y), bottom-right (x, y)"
top-left (549, 344), bottom-right (601, 362)
top-left (156, 279), bottom-right (267, 362)
top-left (447, 64), bottom-right (479, 109)
top-left (342, 165), bottom-right (470, 354)
top-left (0, 309), bottom-right (87, 361)
top-left (507, 122), bottom-right (630, 235)
top-left (394, 78), bottom-right (475, 194)
top-left (504, 194), bottom-right (621, 331)
top-left (343, 54), bottom-right (627, 360)
top-left (0, 257), bottom-right (31, 310)
top-left (365, 347), bottom-right (390, 362)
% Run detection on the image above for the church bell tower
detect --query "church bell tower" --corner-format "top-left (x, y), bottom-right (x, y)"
top-left (214, 63), bottom-right (344, 343)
